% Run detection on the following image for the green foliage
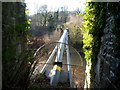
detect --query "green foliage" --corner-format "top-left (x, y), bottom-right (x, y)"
top-left (37, 73), bottom-right (44, 80)
top-left (29, 84), bottom-right (39, 89)
top-left (80, 2), bottom-right (120, 88)
top-left (80, 2), bottom-right (106, 62)
top-left (80, 2), bottom-right (107, 88)
top-left (3, 3), bottom-right (31, 61)
top-left (2, 2), bottom-right (34, 88)
top-left (48, 14), bottom-right (55, 29)
top-left (72, 26), bottom-right (82, 44)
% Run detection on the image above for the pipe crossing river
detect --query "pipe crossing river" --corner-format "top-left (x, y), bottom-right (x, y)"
top-left (40, 28), bottom-right (73, 87)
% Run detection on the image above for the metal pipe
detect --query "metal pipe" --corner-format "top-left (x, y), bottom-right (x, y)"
top-left (50, 29), bottom-right (67, 86)
top-left (40, 45), bottom-right (58, 73)
top-left (40, 30), bottom-right (67, 74)
top-left (66, 29), bottom-right (73, 87)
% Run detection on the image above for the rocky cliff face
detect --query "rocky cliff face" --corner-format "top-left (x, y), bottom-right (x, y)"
top-left (95, 2), bottom-right (120, 89)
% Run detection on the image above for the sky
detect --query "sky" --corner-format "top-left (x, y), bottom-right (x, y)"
top-left (25, 0), bottom-right (86, 15)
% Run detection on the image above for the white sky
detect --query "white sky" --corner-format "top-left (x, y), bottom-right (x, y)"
top-left (25, 0), bottom-right (86, 15)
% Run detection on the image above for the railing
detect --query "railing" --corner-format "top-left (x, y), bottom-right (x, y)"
top-left (40, 28), bottom-right (73, 87)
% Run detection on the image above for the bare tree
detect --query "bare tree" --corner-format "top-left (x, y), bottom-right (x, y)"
top-left (38, 5), bottom-right (48, 26)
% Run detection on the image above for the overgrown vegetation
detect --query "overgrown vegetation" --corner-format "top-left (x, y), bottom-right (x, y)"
top-left (81, 2), bottom-right (106, 63)
top-left (80, 2), bottom-right (120, 88)
top-left (80, 2), bottom-right (106, 88)
top-left (2, 2), bottom-right (34, 89)
top-left (64, 14), bottom-right (83, 54)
